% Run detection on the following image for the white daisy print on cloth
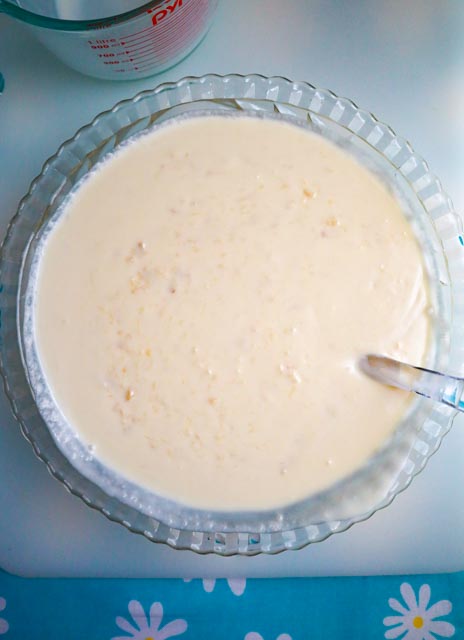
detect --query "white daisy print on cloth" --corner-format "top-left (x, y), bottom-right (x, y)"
top-left (383, 582), bottom-right (455, 640)
top-left (0, 598), bottom-right (8, 635)
top-left (112, 600), bottom-right (187, 640)
top-left (244, 633), bottom-right (292, 640)
top-left (183, 577), bottom-right (246, 596)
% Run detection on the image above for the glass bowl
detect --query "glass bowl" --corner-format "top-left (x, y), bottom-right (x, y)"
top-left (1, 74), bottom-right (463, 555)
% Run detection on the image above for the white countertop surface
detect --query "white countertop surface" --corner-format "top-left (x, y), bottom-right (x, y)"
top-left (0, 0), bottom-right (463, 577)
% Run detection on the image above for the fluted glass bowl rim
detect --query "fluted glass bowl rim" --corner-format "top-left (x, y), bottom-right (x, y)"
top-left (1, 73), bottom-right (463, 555)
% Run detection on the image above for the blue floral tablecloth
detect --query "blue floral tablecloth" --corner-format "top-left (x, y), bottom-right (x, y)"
top-left (0, 568), bottom-right (462, 638)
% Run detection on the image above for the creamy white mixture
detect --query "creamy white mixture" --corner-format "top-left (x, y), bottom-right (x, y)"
top-left (33, 115), bottom-right (430, 510)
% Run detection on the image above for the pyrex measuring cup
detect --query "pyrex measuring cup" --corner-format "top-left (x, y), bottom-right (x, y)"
top-left (0, 0), bottom-right (218, 80)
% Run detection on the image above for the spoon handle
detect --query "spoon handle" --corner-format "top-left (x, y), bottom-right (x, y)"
top-left (360, 355), bottom-right (464, 413)
top-left (416, 367), bottom-right (464, 411)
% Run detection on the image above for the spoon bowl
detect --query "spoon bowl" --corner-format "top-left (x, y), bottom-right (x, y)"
top-left (360, 354), bottom-right (464, 413)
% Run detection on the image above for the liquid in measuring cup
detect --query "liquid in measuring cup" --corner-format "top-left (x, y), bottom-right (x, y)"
top-left (6, 0), bottom-right (218, 80)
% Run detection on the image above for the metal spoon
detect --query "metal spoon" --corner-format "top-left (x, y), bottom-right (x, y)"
top-left (360, 354), bottom-right (464, 413)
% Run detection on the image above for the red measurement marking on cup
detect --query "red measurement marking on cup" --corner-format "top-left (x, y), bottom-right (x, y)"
top-left (126, 37), bottom-right (175, 57)
top-left (121, 33), bottom-right (157, 48)
top-left (131, 32), bottom-right (193, 64)
top-left (87, 37), bottom-right (117, 49)
top-left (121, 28), bottom-right (156, 45)
top-left (125, 43), bottom-right (159, 56)
top-left (127, 25), bottom-right (181, 51)
top-left (89, 0), bottom-right (210, 75)
top-left (118, 0), bottom-right (183, 45)
top-left (120, 25), bottom-right (153, 40)
top-left (129, 50), bottom-right (159, 61)
top-left (120, 33), bottom-right (153, 45)
top-left (150, 0), bottom-right (184, 26)
top-left (128, 32), bottom-right (195, 67)
top-left (133, 11), bottom-right (194, 51)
